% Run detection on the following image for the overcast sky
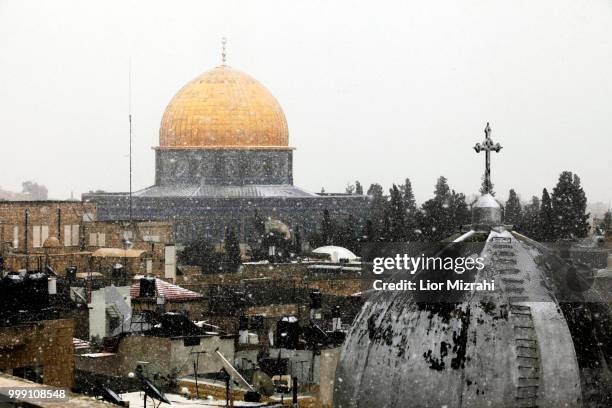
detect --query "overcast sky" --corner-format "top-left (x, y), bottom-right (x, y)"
top-left (0, 0), bottom-right (610, 204)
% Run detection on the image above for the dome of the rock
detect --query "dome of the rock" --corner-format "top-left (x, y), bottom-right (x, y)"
top-left (159, 65), bottom-right (289, 149)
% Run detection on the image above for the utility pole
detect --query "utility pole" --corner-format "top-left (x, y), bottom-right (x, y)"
top-left (24, 209), bottom-right (29, 270)
top-left (190, 350), bottom-right (207, 399)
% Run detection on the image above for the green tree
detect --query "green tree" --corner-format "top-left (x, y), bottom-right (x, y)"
top-left (179, 240), bottom-right (223, 274)
top-left (400, 178), bottom-right (419, 240)
top-left (335, 215), bottom-right (359, 252)
top-left (601, 210), bottom-right (612, 231)
top-left (505, 189), bottom-right (522, 226)
top-left (366, 183), bottom-right (386, 240)
top-left (361, 219), bottom-right (375, 242)
top-left (355, 181), bottom-right (364, 195)
top-left (417, 178), bottom-right (466, 240)
top-left (551, 172), bottom-right (590, 239)
top-left (387, 185), bottom-right (406, 241)
top-left (539, 188), bottom-right (555, 242)
top-left (519, 196), bottom-right (541, 239)
top-left (321, 209), bottom-right (335, 245)
top-left (434, 176), bottom-right (451, 202)
top-left (293, 225), bottom-right (302, 254)
top-left (400, 178), bottom-right (417, 215)
top-left (449, 190), bottom-right (470, 227)
top-left (418, 199), bottom-right (448, 241)
top-left (224, 226), bottom-right (242, 271)
top-left (248, 210), bottom-right (267, 260)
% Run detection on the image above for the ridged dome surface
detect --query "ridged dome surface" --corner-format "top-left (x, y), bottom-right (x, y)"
top-left (159, 66), bottom-right (289, 149)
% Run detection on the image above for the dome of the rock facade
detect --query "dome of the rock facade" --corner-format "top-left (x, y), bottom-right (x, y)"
top-left (159, 65), bottom-right (289, 149)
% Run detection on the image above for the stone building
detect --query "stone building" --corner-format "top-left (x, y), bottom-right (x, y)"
top-left (0, 201), bottom-right (96, 254)
top-left (82, 220), bottom-right (173, 251)
top-left (0, 319), bottom-right (75, 388)
top-left (75, 327), bottom-right (234, 386)
top-left (84, 62), bottom-right (368, 244)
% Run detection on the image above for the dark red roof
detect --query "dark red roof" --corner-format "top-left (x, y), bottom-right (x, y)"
top-left (130, 278), bottom-right (203, 302)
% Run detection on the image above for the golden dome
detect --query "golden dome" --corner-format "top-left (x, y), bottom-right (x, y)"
top-left (159, 65), bottom-right (290, 149)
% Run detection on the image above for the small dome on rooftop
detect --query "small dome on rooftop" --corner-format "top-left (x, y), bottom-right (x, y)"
top-left (472, 193), bottom-right (503, 227)
top-left (43, 237), bottom-right (60, 248)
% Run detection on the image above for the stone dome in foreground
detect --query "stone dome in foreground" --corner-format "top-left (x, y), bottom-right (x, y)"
top-left (159, 65), bottom-right (289, 150)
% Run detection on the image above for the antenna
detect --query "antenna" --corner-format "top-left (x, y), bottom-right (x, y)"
top-left (128, 58), bottom-right (133, 225)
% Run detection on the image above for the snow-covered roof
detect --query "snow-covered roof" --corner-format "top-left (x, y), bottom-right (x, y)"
top-left (130, 278), bottom-right (203, 302)
top-left (92, 248), bottom-right (147, 258)
top-left (473, 193), bottom-right (501, 208)
top-left (312, 246), bottom-right (359, 261)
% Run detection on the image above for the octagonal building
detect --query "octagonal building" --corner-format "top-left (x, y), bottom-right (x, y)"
top-left (85, 63), bottom-right (368, 243)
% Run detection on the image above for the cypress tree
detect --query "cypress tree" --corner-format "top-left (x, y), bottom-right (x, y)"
top-left (400, 178), bottom-right (418, 240)
top-left (449, 190), bottom-right (470, 228)
top-left (355, 181), bottom-right (364, 195)
top-left (366, 183), bottom-right (386, 240)
top-left (336, 215), bottom-right (359, 252)
top-left (293, 225), bottom-right (302, 255)
top-left (224, 226), bottom-right (242, 271)
top-left (520, 196), bottom-right (540, 239)
top-left (601, 210), bottom-right (612, 232)
top-left (321, 209), bottom-right (335, 245)
top-left (434, 176), bottom-right (451, 202)
top-left (388, 184), bottom-right (406, 241)
top-left (570, 174), bottom-right (590, 237)
top-left (551, 172), bottom-right (590, 239)
top-left (400, 178), bottom-right (417, 215)
top-left (539, 188), bottom-right (554, 242)
top-left (361, 219), bottom-right (375, 242)
top-left (505, 189), bottom-right (523, 226)
top-left (419, 177), bottom-right (457, 241)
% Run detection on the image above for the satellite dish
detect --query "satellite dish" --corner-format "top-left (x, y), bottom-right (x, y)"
top-left (141, 378), bottom-right (171, 405)
top-left (96, 385), bottom-right (127, 407)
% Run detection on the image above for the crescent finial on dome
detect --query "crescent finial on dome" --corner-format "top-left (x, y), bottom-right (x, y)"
top-left (221, 37), bottom-right (227, 66)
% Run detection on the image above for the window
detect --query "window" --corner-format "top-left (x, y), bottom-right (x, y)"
top-left (42, 225), bottom-right (49, 244)
top-left (32, 225), bottom-right (48, 248)
top-left (71, 224), bottom-right (79, 246)
top-left (13, 226), bottom-right (18, 249)
top-left (89, 232), bottom-right (106, 247)
top-left (12, 366), bottom-right (43, 384)
top-left (64, 224), bottom-right (80, 246)
top-left (64, 225), bottom-right (71, 246)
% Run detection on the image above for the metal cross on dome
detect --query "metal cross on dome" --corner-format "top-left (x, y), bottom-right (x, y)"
top-left (473, 122), bottom-right (503, 194)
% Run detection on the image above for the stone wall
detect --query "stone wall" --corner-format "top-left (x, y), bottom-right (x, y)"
top-left (76, 334), bottom-right (235, 380)
top-left (0, 319), bottom-right (75, 388)
top-left (0, 201), bottom-right (96, 253)
top-left (82, 220), bottom-right (174, 252)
